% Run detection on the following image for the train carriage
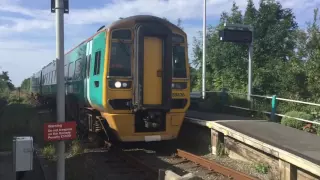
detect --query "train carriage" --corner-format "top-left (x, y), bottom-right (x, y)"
top-left (30, 15), bottom-right (190, 142)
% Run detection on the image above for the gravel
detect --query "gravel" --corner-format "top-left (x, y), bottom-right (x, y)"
top-left (177, 122), bottom-right (280, 180)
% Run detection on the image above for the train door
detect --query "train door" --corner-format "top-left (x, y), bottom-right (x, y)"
top-left (88, 32), bottom-right (106, 108)
top-left (133, 24), bottom-right (172, 112)
top-left (143, 37), bottom-right (162, 105)
top-left (84, 40), bottom-right (93, 106)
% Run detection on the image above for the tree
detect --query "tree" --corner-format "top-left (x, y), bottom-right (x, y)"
top-left (20, 78), bottom-right (31, 91)
top-left (0, 71), bottom-right (14, 91)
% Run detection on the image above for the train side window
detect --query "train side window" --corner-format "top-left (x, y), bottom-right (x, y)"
top-left (51, 71), bottom-right (54, 84)
top-left (112, 29), bottom-right (131, 40)
top-left (94, 51), bottom-right (101, 75)
top-left (68, 62), bottom-right (75, 79)
top-left (48, 72), bottom-right (51, 84)
top-left (53, 70), bottom-right (56, 83)
top-left (64, 65), bottom-right (68, 79)
top-left (86, 55), bottom-right (91, 77)
top-left (74, 59), bottom-right (82, 80)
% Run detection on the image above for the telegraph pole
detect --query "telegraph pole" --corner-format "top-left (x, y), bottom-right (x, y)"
top-left (202, 0), bottom-right (206, 99)
top-left (51, 0), bottom-right (68, 180)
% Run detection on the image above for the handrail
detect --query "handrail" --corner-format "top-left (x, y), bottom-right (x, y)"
top-left (190, 90), bottom-right (320, 126)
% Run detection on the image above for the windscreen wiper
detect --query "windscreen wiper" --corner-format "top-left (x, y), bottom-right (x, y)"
top-left (118, 39), bottom-right (130, 57)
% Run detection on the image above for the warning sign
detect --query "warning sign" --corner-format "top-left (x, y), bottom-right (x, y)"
top-left (44, 121), bottom-right (76, 141)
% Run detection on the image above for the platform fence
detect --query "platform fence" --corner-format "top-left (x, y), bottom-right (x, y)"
top-left (190, 91), bottom-right (320, 126)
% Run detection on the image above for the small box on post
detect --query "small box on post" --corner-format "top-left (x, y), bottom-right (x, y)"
top-left (13, 136), bottom-right (33, 173)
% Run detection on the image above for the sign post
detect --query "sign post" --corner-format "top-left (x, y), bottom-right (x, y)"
top-left (219, 23), bottom-right (253, 101)
top-left (50, 0), bottom-right (69, 180)
top-left (202, 0), bottom-right (206, 100)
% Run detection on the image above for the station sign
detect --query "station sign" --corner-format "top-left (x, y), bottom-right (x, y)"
top-left (44, 121), bottom-right (76, 141)
top-left (219, 29), bottom-right (252, 44)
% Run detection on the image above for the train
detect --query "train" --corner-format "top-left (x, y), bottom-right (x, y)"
top-left (29, 15), bottom-right (190, 143)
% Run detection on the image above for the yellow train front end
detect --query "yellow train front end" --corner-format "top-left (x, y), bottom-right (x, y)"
top-left (101, 15), bottom-right (190, 142)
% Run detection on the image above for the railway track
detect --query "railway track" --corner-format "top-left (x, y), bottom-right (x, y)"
top-left (80, 124), bottom-right (258, 180)
top-left (176, 149), bottom-right (258, 180)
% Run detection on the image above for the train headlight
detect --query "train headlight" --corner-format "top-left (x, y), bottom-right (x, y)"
top-left (109, 80), bottom-right (132, 89)
top-left (172, 82), bottom-right (187, 90)
top-left (115, 81), bottom-right (122, 88)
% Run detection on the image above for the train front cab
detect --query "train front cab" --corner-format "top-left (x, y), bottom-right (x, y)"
top-left (101, 18), bottom-right (190, 142)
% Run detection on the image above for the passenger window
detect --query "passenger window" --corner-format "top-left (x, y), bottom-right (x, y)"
top-left (86, 55), bottom-right (91, 77)
top-left (53, 71), bottom-right (56, 83)
top-left (49, 73), bottom-right (51, 84)
top-left (74, 59), bottom-right (82, 80)
top-left (64, 65), bottom-right (68, 78)
top-left (68, 62), bottom-right (74, 79)
top-left (94, 51), bottom-right (101, 75)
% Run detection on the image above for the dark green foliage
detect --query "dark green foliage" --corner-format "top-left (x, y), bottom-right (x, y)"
top-left (190, 1), bottom-right (320, 128)
top-left (281, 111), bottom-right (313, 130)
top-left (20, 78), bottom-right (31, 91)
top-left (0, 71), bottom-right (15, 91)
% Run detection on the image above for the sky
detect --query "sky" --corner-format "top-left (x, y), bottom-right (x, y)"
top-left (0, 0), bottom-right (318, 87)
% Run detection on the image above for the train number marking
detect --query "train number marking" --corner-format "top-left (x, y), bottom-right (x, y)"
top-left (172, 93), bottom-right (185, 97)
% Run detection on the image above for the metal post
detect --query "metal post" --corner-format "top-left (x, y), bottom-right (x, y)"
top-left (202, 0), bottom-right (206, 99)
top-left (247, 43), bottom-right (252, 101)
top-left (55, 0), bottom-right (65, 180)
top-left (271, 95), bottom-right (277, 122)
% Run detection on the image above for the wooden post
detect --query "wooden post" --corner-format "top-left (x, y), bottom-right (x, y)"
top-left (279, 159), bottom-right (297, 180)
top-left (211, 129), bottom-right (224, 156)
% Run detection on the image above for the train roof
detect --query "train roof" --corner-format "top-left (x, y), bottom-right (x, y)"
top-left (31, 15), bottom-right (187, 79)
top-left (107, 15), bottom-right (187, 35)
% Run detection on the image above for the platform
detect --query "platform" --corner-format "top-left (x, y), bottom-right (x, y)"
top-left (185, 110), bottom-right (320, 179)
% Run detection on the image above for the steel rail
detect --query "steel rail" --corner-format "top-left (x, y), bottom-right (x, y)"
top-left (176, 149), bottom-right (257, 180)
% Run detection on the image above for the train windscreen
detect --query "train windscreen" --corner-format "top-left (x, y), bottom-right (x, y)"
top-left (172, 45), bottom-right (187, 78)
top-left (109, 42), bottom-right (132, 77)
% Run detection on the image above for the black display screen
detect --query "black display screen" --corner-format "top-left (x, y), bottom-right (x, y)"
top-left (219, 29), bottom-right (252, 44)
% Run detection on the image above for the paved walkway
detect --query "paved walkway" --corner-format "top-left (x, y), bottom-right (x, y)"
top-left (186, 110), bottom-right (320, 165)
top-left (0, 151), bottom-right (45, 180)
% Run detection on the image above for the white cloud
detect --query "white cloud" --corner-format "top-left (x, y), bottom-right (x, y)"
top-left (0, 0), bottom-right (318, 86)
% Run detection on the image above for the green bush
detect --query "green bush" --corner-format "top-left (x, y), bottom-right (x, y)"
top-left (281, 111), bottom-right (313, 130)
top-left (312, 120), bottom-right (320, 136)
top-left (42, 144), bottom-right (56, 160)
top-left (69, 139), bottom-right (84, 156)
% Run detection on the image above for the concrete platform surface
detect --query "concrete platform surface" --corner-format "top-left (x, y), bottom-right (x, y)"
top-left (186, 111), bottom-right (320, 165)
top-left (186, 110), bottom-right (256, 121)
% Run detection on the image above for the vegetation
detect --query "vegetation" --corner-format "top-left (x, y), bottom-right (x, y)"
top-left (254, 163), bottom-right (269, 174)
top-left (69, 139), bottom-right (84, 156)
top-left (190, 0), bottom-right (320, 132)
top-left (281, 111), bottom-right (313, 130)
top-left (42, 144), bottom-right (56, 160)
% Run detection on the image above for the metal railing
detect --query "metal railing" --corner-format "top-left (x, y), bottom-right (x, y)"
top-left (190, 91), bottom-right (320, 126)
